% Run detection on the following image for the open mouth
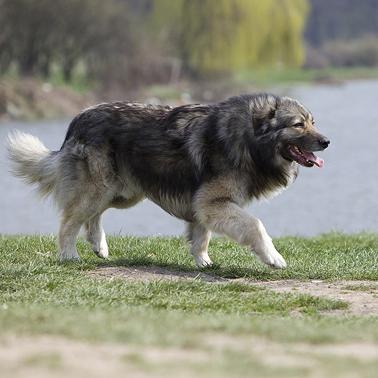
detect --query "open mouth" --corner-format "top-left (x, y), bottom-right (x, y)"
top-left (286, 145), bottom-right (324, 168)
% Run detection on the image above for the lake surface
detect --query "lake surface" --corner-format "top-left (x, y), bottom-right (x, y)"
top-left (1, 80), bottom-right (377, 237)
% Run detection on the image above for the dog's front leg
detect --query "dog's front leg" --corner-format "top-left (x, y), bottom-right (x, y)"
top-left (194, 199), bottom-right (286, 269)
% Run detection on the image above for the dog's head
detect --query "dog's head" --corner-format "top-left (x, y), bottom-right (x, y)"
top-left (252, 95), bottom-right (330, 168)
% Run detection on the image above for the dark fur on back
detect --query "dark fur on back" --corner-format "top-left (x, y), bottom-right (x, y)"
top-left (62, 94), bottom-right (298, 217)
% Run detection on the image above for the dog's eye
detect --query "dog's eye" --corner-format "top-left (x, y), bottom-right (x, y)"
top-left (293, 122), bottom-right (305, 128)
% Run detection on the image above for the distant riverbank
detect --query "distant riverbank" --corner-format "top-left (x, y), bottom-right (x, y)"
top-left (1, 67), bottom-right (378, 122)
top-left (0, 77), bottom-right (95, 122)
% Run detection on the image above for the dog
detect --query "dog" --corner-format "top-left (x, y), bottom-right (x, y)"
top-left (8, 94), bottom-right (330, 268)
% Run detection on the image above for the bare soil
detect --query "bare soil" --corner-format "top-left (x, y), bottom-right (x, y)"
top-left (88, 266), bottom-right (227, 282)
top-left (89, 266), bottom-right (378, 316)
top-left (0, 335), bottom-right (204, 378)
top-left (246, 279), bottom-right (378, 316)
top-left (1, 334), bottom-right (377, 378)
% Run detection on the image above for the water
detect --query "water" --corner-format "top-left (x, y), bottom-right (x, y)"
top-left (1, 80), bottom-right (377, 237)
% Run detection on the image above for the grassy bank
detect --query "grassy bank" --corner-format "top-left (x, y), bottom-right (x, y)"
top-left (2, 67), bottom-right (378, 122)
top-left (0, 75), bottom-right (94, 121)
top-left (143, 66), bottom-right (378, 103)
top-left (233, 67), bottom-right (378, 86)
top-left (0, 234), bottom-right (377, 377)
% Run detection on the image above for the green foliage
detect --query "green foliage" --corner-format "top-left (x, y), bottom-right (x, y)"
top-left (152, 0), bottom-right (309, 75)
top-left (0, 0), bottom-right (322, 85)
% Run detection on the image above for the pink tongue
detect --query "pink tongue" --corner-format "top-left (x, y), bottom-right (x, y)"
top-left (302, 151), bottom-right (324, 168)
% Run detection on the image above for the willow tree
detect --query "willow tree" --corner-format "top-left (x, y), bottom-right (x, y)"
top-left (151, 0), bottom-right (309, 75)
top-left (262, 0), bottom-right (309, 67)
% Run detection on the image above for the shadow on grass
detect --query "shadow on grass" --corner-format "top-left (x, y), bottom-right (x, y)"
top-left (94, 255), bottom-right (273, 281)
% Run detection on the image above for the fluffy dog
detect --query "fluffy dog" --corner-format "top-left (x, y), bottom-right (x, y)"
top-left (8, 94), bottom-right (330, 268)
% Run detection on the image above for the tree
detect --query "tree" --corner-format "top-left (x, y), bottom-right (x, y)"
top-left (0, 0), bottom-right (136, 82)
top-left (151, 0), bottom-right (309, 75)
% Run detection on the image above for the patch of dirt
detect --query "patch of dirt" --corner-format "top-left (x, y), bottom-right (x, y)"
top-left (205, 334), bottom-right (378, 365)
top-left (247, 279), bottom-right (378, 316)
top-left (88, 266), bottom-right (227, 282)
top-left (1, 334), bottom-right (377, 378)
top-left (0, 335), bottom-right (205, 378)
top-left (89, 266), bottom-right (378, 316)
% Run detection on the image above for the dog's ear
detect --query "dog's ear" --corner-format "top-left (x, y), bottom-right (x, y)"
top-left (251, 95), bottom-right (280, 133)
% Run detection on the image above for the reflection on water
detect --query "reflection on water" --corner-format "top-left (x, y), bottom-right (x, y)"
top-left (0, 80), bottom-right (377, 237)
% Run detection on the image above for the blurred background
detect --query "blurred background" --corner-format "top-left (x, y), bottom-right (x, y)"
top-left (0, 0), bottom-right (377, 237)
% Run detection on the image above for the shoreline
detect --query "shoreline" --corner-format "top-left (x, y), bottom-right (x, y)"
top-left (1, 68), bottom-right (378, 122)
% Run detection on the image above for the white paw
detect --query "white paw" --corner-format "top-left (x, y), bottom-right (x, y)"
top-left (94, 243), bottom-right (109, 259)
top-left (253, 239), bottom-right (287, 269)
top-left (91, 234), bottom-right (109, 259)
top-left (257, 250), bottom-right (287, 269)
top-left (194, 253), bottom-right (213, 268)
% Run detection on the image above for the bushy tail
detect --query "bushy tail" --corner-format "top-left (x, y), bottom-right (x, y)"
top-left (7, 131), bottom-right (59, 197)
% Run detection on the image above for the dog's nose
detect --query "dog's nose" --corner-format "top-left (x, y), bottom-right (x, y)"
top-left (319, 138), bottom-right (330, 149)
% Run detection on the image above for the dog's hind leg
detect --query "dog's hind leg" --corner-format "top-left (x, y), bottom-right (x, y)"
top-left (55, 144), bottom-right (116, 261)
top-left (59, 201), bottom-right (107, 261)
top-left (58, 209), bottom-right (86, 261)
top-left (186, 222), bottom-right (212, 268)
top-left (57, 185), bottom-right (110, 262)
top-left (85, 214), bottom-right (108, 259)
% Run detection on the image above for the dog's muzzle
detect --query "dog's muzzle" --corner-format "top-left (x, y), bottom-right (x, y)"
top-left (318, 137), bottom-right (330, 150)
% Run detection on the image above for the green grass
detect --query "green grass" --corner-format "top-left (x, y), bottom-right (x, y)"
top-left (137, 67), bottom-right (378, 103)
top-left (0, 233), bottom-right (377, 377)
top-left (233, 67), bottom-right (378, 87)
top-left (93, 233), bottom-right (377, 280)
top-left (46, 63), bottom-right (95, 94)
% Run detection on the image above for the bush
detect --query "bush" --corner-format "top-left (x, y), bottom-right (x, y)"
top-left (305, 36), bottom-right (378, 68)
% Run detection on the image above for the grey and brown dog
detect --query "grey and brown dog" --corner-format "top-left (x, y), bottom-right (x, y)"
top-left (8, 94), bottom-right (329, 268)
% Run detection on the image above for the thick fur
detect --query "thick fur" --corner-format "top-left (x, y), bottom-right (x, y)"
top-left (8, 94), bottom-right (329, 267)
